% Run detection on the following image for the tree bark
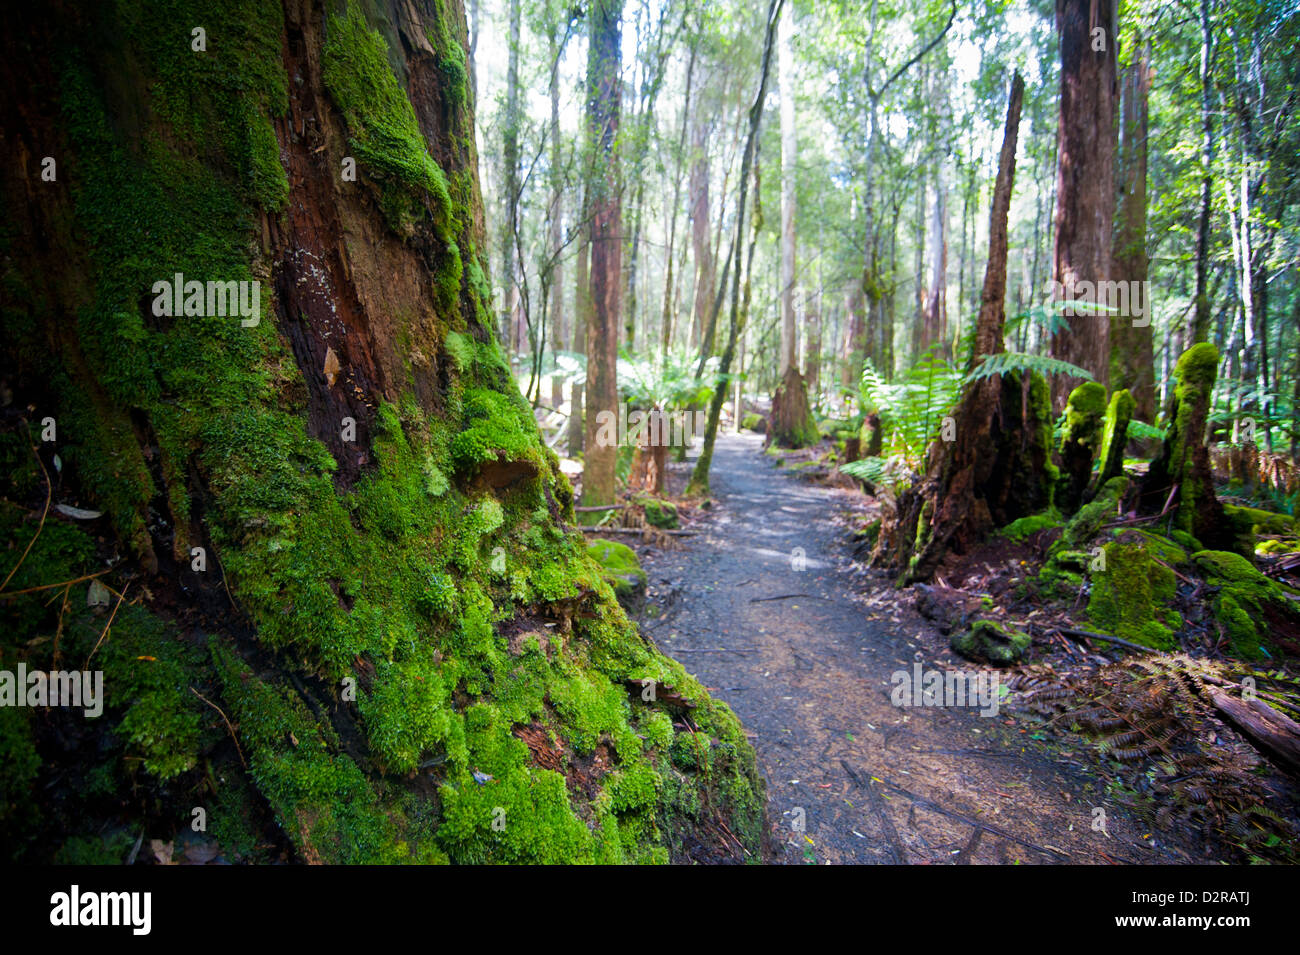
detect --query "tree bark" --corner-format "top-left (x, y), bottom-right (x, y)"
top-left (581, 0), bottom-right (623, 513)
top-left (1110, 42), bottom-right (1155, 425)
top-left (1048, 0), bottom-right (1118, 409)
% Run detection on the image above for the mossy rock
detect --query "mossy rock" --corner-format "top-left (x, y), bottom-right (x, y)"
top-left (1192, 550), bottom-right (1299, 661)
top-left (1090, 388), bottom-right (1135, 496)
top-left (1129, 529), bottom-right (1189, 566)
top-left (1223, 504), bottom-right (1295, 557)
top-left (642, 498), bottom-right (679, 530)
top-left (1000, 510), bottom-right (1061, 543)
top-left (951, 619), bottom-right (1031, 666)
top-left (1086, 542), bottom-right (1179, 650)
top-left (740, 412), bottom-right (766, 433)
top-left (586, 539), bottom-right (648, 600)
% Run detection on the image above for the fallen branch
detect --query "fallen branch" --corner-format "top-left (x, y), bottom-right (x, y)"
top-left (1057, 627), bottom-right (1158, 654)
top-left (190, 686), bottom-right (247, 769)
top-left (1208, 687), bottom-right (1300, 776)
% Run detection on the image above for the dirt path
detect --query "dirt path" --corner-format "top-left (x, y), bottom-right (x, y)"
top-left (641, 432), bottom-right (1201, 865)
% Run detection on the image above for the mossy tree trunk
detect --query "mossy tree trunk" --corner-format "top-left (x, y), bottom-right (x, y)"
top-left (1140, 343), bottom-right (1232, 550)
top-left (0, 0), bottom-right (764, 865)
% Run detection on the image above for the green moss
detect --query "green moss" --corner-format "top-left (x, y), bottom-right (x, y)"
top-left (999, 510), bottom-right (1061, 543)
top-left (740, 412), bottom-right (764, 432)
top-left (53, 831), bottom-right (136, 866)
top-left (1193, 550), bottom-right (1300, 660)
top-left (1224, 504), bottom-right (1295, 557)
top-left (642, 498), bottom-right (679, 530)
top-left (1038, 477), bottom-right (1128, 595)
top-left (1093, 388), bottom-right (1135, 492)
top-left (450, 389), bottom-right (548, 477)
top-left (1131, 529), bottom-right (1189, 566)
top-left (1057, 381), bottom-right (1107, 512)
top-left (951, 619), bottom-right (1031, 665)
top-left (1086, 542), bottom-right (1179, 650)
top-left (322, 1), bottom-right (462, 303)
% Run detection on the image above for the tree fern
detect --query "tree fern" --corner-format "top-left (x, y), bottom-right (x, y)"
top-left (858, 344), bottom-right (963, 470)
top-left (965, 351), bottom-right (1096, 386)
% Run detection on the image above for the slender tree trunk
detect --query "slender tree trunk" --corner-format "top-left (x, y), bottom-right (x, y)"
top-left (1110, 42), bottom-right (1155, 424)
top-left (580, 0), bottom-right (623, 513)
top-left (689, 0), bottom-right (783, 496)
top-left (548, 21), bottom-right (565, 411)
top-left (568, 216), bottom-right (590, 455)
top-left (1048, 0), bottom-right (1118, 408)
top-left (778, 10), bottom-right (798, 376)
top-left (661, 46), bottom-right (696, 358)
top-left (500, 0), bottom-right (522, 356)
top-left (688, 115), bottom-right (714, 356)
top-left (1192, 0), bottom-right (1216, 343)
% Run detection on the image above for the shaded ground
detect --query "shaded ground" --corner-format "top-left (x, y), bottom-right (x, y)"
top-left (637, 432), bottom-right (1211, 864)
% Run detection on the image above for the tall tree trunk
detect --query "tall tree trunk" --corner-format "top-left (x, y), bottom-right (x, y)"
top-left (661, 45), bottom-right (696, 358)
top-left (1049, 0), bottom-right (1118, 409)
top-left (0, 0), bottom-right (765, 865)
top-left (689, 0), bottom-right (784, 496)
top-left (1191, 0), bottom-right (1216, 343)
top-left (568, 223), bottom-right (590, 455)
top-left (548, 20), bottom-right (566, 411)
top-left (1110, 42), bottom-right (1155, 424)
top-left (880, 75), bottom-right (1047, 583)
top-left (581, 0), bottom-right (623, 513)
top-left (778, 9), bottom-right (798, 376)
top-left (500, 0), bottom-right (522, 356)
top-left (688, 115), bottom-right (714, 355)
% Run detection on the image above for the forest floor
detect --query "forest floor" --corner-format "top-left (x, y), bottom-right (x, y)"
top-left (634, 432), bottom-right (1215, 865)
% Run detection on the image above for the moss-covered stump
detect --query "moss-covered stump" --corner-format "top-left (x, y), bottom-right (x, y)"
top-left (880, 369), bottom-right (1057, 584)
top-left (1085, 541), bottom-right (1181, 650)
top-left (951, 620), bottom-right (1031, 666)
top-left (859, 413), bottom-right (884, 458)
top-left (1223, 504), bottom-right (1296, 558)
top-left (586, 538), bottom-right (648, 602)
top-left (1140, 344), bottom-right (1231, 549)
top-left (1056, 381), bottom-right (1107, 513)
top-left (768, 366), bottom-right (819, 449)
top-left (641, 498), bottom-right (679, 530)
top-left (1193, 551), bottom-right (1300, 661)
top-left (740, 412), bottom-right (766, 434)
top-left (1088, 388), bottom-right (1134, 500)
top-left (0, 0), bottom-right (766, 864)
top-left (1038, 476), bottom-right (1128, 595)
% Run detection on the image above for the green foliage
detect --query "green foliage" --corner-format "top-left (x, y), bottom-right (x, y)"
top-left (966, 351), bottom-right (1096, 386)
top-left (858, 344), bottom-right (962, 469)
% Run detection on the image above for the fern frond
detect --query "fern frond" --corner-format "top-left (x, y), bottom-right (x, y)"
top-left (965, 351), bottom-right (1096, 386)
